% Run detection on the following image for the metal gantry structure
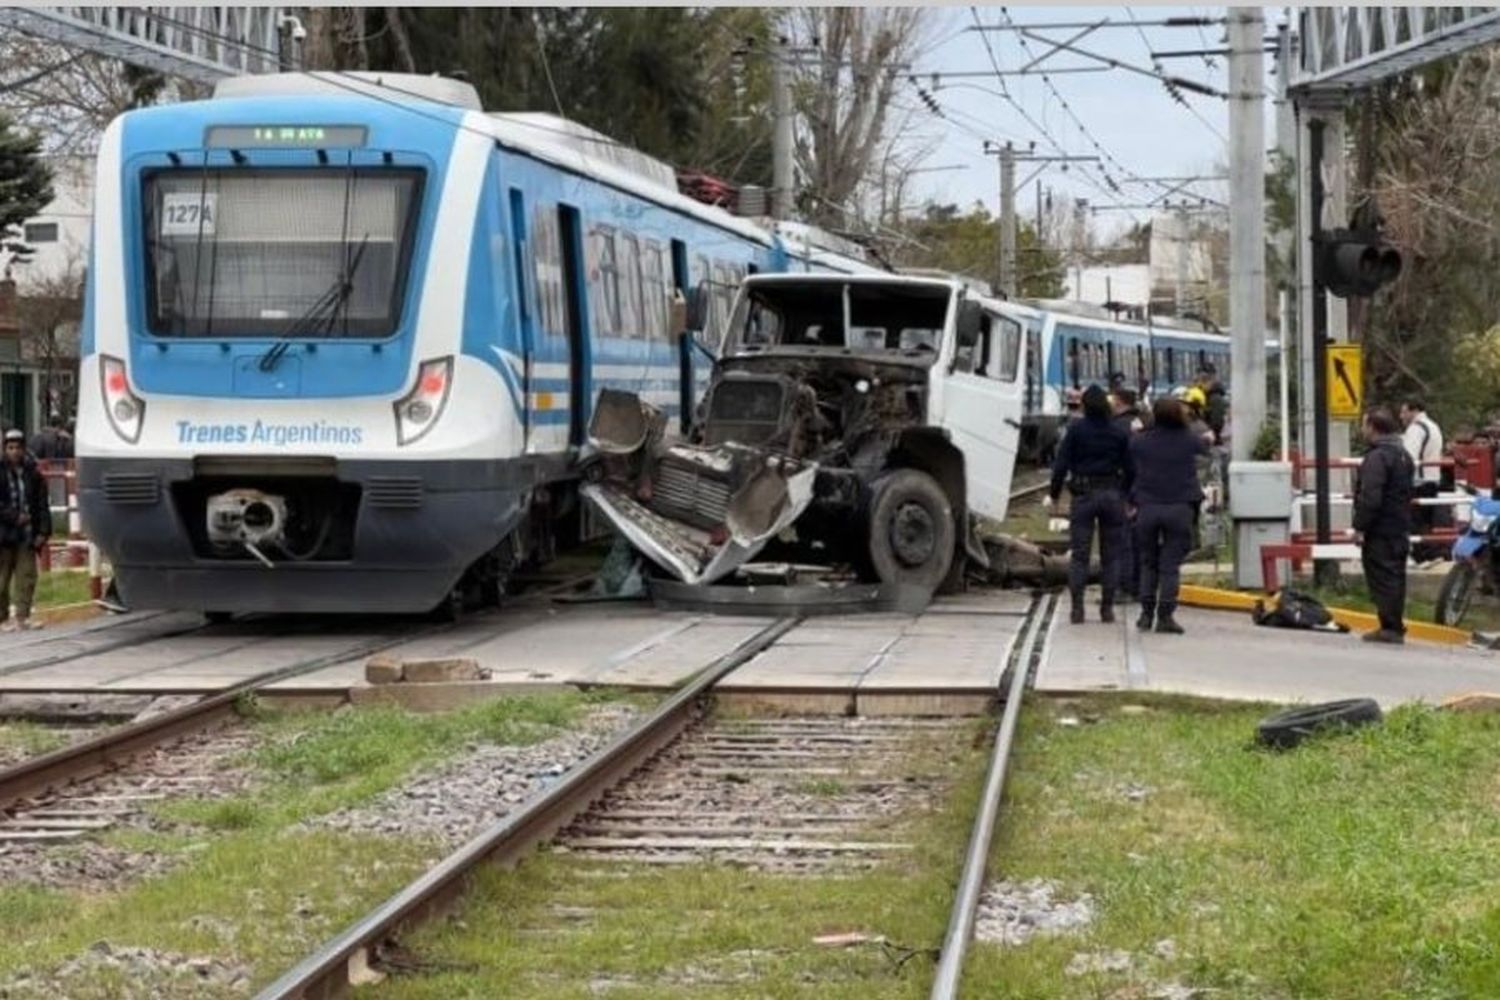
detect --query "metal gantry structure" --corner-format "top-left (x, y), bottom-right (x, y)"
top-left (0, 6), bottom-right (288, 82)
top-left (1291, 6), bottom-right (1500, 94)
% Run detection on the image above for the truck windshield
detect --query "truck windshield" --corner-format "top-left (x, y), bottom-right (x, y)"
top-left (728, 280), bottom-right (952, 354)
top-left (142, 168), bottom-right (422, 338)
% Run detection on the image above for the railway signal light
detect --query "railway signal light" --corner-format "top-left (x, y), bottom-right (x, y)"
top-left (1317, 228), bottom-right (1402, 298)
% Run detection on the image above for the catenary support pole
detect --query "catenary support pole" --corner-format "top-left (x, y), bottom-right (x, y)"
top-left (771, 30), bottom-right (794, 221)
top-left (999, 143), bottom-right (1017, 296)
top-left (1228, 6), bottom-right (1266, 464)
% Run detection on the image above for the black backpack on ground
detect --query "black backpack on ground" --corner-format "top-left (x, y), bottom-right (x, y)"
top-left (1252, 589), bottom-right (1349, 632)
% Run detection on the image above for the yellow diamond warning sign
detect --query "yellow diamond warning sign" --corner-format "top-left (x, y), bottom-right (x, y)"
top-left (1326, 344), bottom-right (1363, 419)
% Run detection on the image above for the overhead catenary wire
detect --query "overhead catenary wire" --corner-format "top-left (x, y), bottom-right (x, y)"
top-left (1121, 5), bottom-right (1228, 144)
top-left (965, 6), bottom-right (1143, 225)
top-left (996, 6), bottom-right (1226, 208)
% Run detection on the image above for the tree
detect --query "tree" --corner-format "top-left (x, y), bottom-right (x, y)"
top-left (0, 28), bottom-right (179, 155)
top-left (16, 251), bottom-right (84, 417)
top-left (0, 113), bottom-right (53, 275)
top-left (1353, 48), bottom-right (1500, 427)
top-left (894, 202), bottom-right (1065, 298)
top-left (787, 7), bottom-right (933, 227)
top-left (355, 9), bottom-right (777, 190)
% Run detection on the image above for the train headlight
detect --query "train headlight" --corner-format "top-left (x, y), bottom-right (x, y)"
top-left (101, 355), bottom-right (144, 443)
top-left (394, 356), bottom-right (453, 446)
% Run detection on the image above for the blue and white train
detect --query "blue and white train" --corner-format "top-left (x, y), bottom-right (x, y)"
top-left (76, 73), bottom-right (874, 616)
top-left (999, 299), bottom-right (1276, 462)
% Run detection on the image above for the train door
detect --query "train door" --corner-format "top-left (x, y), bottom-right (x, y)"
top-left (557, 204), bottom-right (589, 447)
top-left (669, 239), bottom-right (695, 435)
top-left (507, 188), bottom-right (534, 446)
top-left (941, 307), bottom-right (1024, 522)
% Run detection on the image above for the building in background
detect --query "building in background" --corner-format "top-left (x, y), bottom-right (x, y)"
top-left (1, 156), bottom-right (91, 433)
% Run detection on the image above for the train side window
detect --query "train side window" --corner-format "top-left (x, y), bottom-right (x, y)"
top-left (642, 241), bottom-right (668, 340)
top-left (531, 206), bottom-right (566, 336)
top-left (620, 232), bottom-right (643, 337)
top-left (591, 226), bottom-right (622, 336)
top-left (507, 189), bottom-right (532, 326)
top-left (1067, 338), bottom-right (1079, 386)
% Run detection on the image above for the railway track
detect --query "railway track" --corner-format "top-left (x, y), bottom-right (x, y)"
top-left (0, 566), bottom-right (611, 812)
top-left (0, 623), bottom-right (452, 817)
top-left (256, 592), bottom-right (1058, 999)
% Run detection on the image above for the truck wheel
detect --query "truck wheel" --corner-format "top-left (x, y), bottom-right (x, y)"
top-left (867, 469), bottom-right (955, 591)
top-left (1436, 561), bottom-right (1478, 626)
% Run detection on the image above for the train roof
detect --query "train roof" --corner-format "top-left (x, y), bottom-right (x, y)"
top-left (210, 73), bottom-right (792, 255)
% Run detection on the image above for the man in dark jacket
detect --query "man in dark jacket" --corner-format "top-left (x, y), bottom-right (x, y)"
top-left (1354, 407), bottom-right (1415, 644)
top-left (0, 429), bottom-right (51, 631)
top-left (1048, 385), bottom-right (1134, 624)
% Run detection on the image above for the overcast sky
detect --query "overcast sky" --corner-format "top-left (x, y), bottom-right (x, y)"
top-left (898, 6), bottom-right (1285, 240)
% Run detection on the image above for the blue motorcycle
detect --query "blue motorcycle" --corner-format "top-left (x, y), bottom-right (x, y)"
top-left (1436, 490), bottom-right (1500, 626)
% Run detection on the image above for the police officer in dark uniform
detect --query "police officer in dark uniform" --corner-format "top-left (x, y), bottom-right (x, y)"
top-left (1130, 397), bottom-right (1208, 634)
top-left (1046, 384), bottom-right (1133, 624)
top-left (1354, 407), bottom-right (1415, 644)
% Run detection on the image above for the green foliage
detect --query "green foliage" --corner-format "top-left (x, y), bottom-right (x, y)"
top-left (896, 201), bottom-right (1065, 297)
top-left (970, 695), bottom-right (1500, 997)
top-left (0, 113), bottom-right (54, 267)
top-left (1446, 326), bottom-right (1500, 432)
top-left (362, 9), bottom-right (775, 187)
top-left (1251, 420), bottom-right (1281, 461)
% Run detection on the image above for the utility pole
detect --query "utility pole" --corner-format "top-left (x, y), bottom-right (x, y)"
top-left (771, 31), bottom-right (794, 221)
top-left (999, 144), bottom-right (1016, 295)
top-left (1228, 6), bottom-right (1266, 464)
top-left (984, 142), bottom-right (1097, 298)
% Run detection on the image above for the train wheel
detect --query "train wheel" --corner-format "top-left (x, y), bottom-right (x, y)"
top-left (866, 469), bottom-right (955, 592)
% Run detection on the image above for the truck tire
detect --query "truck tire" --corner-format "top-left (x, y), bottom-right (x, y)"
top-left (1255, 698), bottom-right (1382, 750)
top-left (866, 469), bottom-right (955, 592)
top-left (1436, 561), bottom-right (1479, 627)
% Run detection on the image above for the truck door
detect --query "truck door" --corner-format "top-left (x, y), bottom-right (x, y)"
top-left (940, 309), bottom-right (1025, 522)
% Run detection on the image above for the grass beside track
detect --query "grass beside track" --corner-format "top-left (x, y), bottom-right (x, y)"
top-left (0, 692), bottom-right (621, 994)
top-left (369, 714), bottom-right (995, 1000)
top-left (968, 694), bottom-right (1500, 998)
top-left (0, 722), bottom-right (70, 758)
top-left (31, 570), bottom-right (93, 611)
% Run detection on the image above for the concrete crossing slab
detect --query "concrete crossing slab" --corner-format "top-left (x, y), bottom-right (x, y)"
top-left (1036, 589), bottom-right (1500, 707)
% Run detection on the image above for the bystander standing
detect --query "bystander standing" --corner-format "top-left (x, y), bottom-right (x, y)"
top-left (1355, 407), bottom-right (1415, 644)
top-left (0, 430), bottom-right (51, 632)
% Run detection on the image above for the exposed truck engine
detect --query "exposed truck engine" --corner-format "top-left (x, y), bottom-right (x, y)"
top-left (582, 274), bottom-right (1027, 595)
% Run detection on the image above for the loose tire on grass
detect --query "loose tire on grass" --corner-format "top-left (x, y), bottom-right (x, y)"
top-left (866, 468), bottom-right (955, 592)
top-left (1255, 698), bottom-right (1383, 750)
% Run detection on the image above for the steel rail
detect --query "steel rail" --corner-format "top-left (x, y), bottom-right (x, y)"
top-left (0, 612), bottom-right (213, 680)
top-left (0, 622), bottom-right (456, 813)
top-left (256, 615), bottom-right (798, 1000)
top-left (930, 590), bottom-right (1055, 999)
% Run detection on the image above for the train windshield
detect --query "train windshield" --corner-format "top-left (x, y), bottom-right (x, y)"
top-left (728, 280), bottom-right (952, 355)
top-left (142, 168), bottom-right (422, 338)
